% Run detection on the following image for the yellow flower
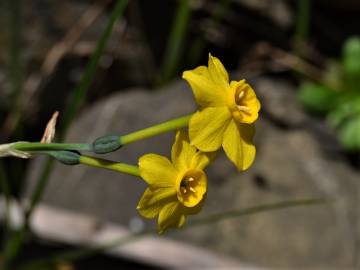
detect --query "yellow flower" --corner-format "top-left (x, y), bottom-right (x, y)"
top-left (137, 130), bottom-right (213, 233)
top-left (182, 54), bottom-right (261, 170)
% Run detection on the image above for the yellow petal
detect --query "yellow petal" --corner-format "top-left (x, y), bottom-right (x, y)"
top-left (137, 188), bottom-right (177, 219)
top-left (171, 130), bottom-right (197, 171)
top-left (191, 151), bottom-right (216, 170)
top-left (189, 107), bottom-right (232, 152)
top-left (183, 195), bottom-right (206, 215)
top-left (182, 66), bottom-right (227, 107)
top-left (139, 154), bottom-right (178, 188)
top-left (222, 120), bottom-right (256, 171)
top-left (158, 202), bottom-right (185, 233)
top-left (208, 54), bottom-right (229, 90)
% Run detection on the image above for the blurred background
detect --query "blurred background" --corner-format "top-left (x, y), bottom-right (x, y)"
top-left (0, 0), bottom-right (360, 269)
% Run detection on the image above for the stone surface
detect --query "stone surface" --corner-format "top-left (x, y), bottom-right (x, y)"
top-left (255, 77), bottom-right (307, 127)
top-left (26, 78), bottom-right (360, 268)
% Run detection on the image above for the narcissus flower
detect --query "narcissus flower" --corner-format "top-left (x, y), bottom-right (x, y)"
top-left (182, 54), bottom-right (261, 170)
top-left (137, 130), bottom-right (213, 233)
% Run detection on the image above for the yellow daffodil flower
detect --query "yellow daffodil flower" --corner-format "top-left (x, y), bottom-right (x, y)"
top-left (137, 130), bottom-right (213, 233)
top-left (182, 54), bottom-right (261, 171)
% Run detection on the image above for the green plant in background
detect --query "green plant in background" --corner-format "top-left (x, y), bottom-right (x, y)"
top-left (298, 36), bottom-right (360, 151)
top-left (158, 0), bottom-right (191, 85)
top-left (294, 0), bottom-right (311, 57)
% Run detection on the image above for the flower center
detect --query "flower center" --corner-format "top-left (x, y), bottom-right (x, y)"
top-left (228, 83), bottom-right (254, 123)
top-left (176, 169), bottom-right (207, 207)
top-left (234, 86), bottom-right (250, 114)
top-left (180, 176), bottom-right (197, 194)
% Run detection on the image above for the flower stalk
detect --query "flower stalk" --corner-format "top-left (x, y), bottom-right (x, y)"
top-left (93, 114), bottom-right (192, 154)
top-left (13, 142), bottom-right (92, 152)
top-left (119, 114), bottom-right (192, 145)
top-left (79, 155), bottom-right (140, 177)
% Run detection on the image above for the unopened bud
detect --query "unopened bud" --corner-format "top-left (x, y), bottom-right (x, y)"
top-left (92, 135), bottom-right (122, 154)
top-left (49, 151), bottom-right (80, 165)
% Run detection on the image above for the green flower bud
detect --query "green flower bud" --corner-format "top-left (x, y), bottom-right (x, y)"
top-left (92, 135), bottom-right (122, 154)
top-left (50, 151), bottom-right (80, 165)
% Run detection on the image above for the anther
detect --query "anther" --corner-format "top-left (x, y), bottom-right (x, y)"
top-left (237, 105), bottom-right (251, 113)
top-left (181, 187), bottom-right (187, 194)
top-left (189, 187), bottom-right (196, 193)
top-left (238, 91), bottom-right (245, 100)
top-left (188, 177), bottom-right (195, 182)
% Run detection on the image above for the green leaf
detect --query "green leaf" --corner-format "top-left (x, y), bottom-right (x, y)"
top-left (343, 37), bottom-right (360, 76)
top-left (298, 83), bottom-right (339, 114)
top-left (338, 116), bottom-right (360, 151)
top-left (327, 96), bottom-right (360, 151)
top-left (328, 96), bottom-right (360, 128)
top-left (342, 36), bottom-right (360, 91)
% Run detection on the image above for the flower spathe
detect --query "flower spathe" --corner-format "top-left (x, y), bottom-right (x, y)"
top-left (137, 130), bottom-right (213, 233)
top-left (182, 54), bottom-right (261, 171)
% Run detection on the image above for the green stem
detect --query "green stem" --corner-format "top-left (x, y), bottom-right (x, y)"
top-left (294, 0), bottom-right (311, 55)
top-left (7, 0), bottom-right (22, 102)
top-left (120, 114), bottom-right (191, 145)
top-left (158, 0), bottom-right (191, 85)
top-left (190, 198), bottom-right (329, 227)
top-left (0, 161), bottom-right (11, 238)
top-left (5, 0), bottom-right (24, 136)
top-left (25, 159), bottom-right (54, 222)
top-left (79, 156), bottom-right (140, 177)
top-left (188, 0), bottom-right (231, 66)
top-left (13, 142), bottom-right (92, 152)
top-left (295, 0), bottom-right (310, 41)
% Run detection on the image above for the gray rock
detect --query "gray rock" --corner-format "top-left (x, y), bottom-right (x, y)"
top-left (26, 78), bottom-right (359, 268)
top-left (254, 77), bottom-right (307, 127)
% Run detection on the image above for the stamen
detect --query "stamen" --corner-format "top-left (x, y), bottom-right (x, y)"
top-left (189, 187), bottom-right (196, 193)
top-left (188, 177), bottom-right (195, 182)
top-left (237, 105), bottom-right (251, 113)
top-left (238, 91), bottom-right (245, 100)
top-left (181, 187), bottom-right (187, 194)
